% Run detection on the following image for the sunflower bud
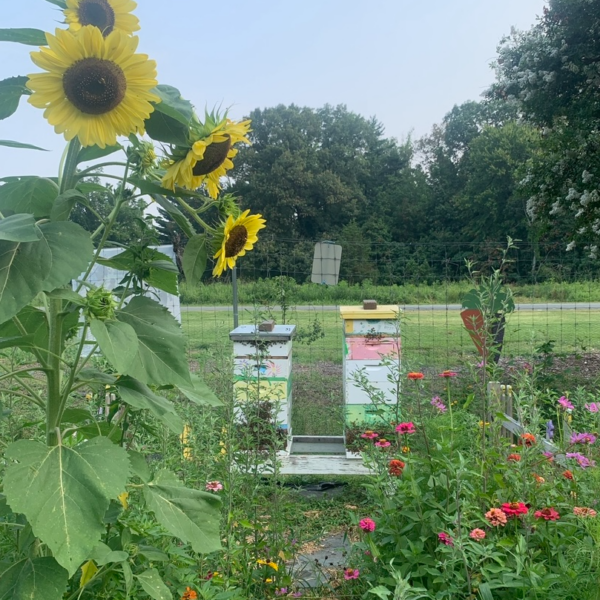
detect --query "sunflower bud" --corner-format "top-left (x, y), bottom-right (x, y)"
top-left (84, 287), bottom-right (117, 321)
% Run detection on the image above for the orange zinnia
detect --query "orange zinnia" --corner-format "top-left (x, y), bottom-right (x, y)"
top-left (182, 587), bottom-right (198, 600)
top-left (407, 372), bottom-right (424, 380)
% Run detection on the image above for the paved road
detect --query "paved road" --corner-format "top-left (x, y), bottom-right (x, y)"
top-left (182, 302), bottom-right (600, 312)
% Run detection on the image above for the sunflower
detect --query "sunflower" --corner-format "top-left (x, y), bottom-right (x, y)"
top-left (64, 0), bottom-right (140, 36)
top-left (212, 210), bottom-right (266, 277)
top-left (27, 26), bottom-right (159, 148)
top-left (162, 115), bottom-right (251, 198)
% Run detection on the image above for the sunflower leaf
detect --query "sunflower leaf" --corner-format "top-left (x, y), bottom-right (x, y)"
top-left (182, 234), bottom-right (208, 284)
top-left (0, 557), bottom-right (68, 600)
top-left (50, 189), bottom-right (89, 221)
top-left (145, 109), bottom-right (190, 146)
top-left (0, 139), bottom-right (48, 151)
top-left (135, 569), bottom-right (172, 600)
top-left (0, 176), bottom-right (58, 218)
top-left (0, 28), bottom-right (48, 46)
top-left (44, 0), bottom-right (67, 8)
top-left (151, 85), bottom-right (193, 125)
top-left (0, 214), bottom-right (41, 242)
top-left (0, 76), bottom-right (31, 121)
top-left (89, 319), bottom-right (139, 375)
top-left (77, 144), bottom-right (122, 165)
top-left (3, 437), bottom-right (130, 576)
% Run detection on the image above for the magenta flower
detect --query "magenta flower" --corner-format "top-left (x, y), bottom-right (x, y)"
top-left (275, 588), bottom-right (288, 597)
top-left (360, 430), bottom-right (379, 439)
top-left (566, 452), bottom-right (596, 469)
top-left (570, 432), bottom-right (597, 445)
top-left (558, 396), bottom-right (574, 410)
top-left (359, 518), bottom-right (376, 532)
top-left (205, 481), bottom-right (224, 492)
top-left (395, 422), bottom-right (416, 434)
top-left (431, 396), bottom-right (448, 413)
top-left (438, 532), bottom-right (454, 546)
top-left (585, 402), bottom-right (600, 413)
top-left (343, 568), bottom-right (360, 580)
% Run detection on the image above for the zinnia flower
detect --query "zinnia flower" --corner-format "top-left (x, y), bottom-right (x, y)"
top-left (563, 469), bottom-right (574, 480)
top-left (360, 430), bottom-right (379, 439)
top-left (501, 502), bottom-right (528, 517)
top-left (359, 518), bottom-right (376, 532)
top-left (212, 210), bottom-right (266, 276)
top-left (407, 372), bottom-right (424, 380)
top-left (585, 402), bottom-right (600, 413)
top-left (573, 506), bottom-right (597, 518)
top-left (343, 568), bottom-right (359, 580)
top-left (375, 439), bottom-right (391, 448)
top-left (27, 26), bottom-right (158, 148)
top-left (469, 528), bottom-right (486, 540)
top-left (64, 0), bottom-right (140, 36)
top-left (439, 370), bottom-right (458, 377)
top-left (388, 459), bottom-right (405, 476)
top-left (401, 446), bottom-right (410, 453)
top-left (533, 473), bottom-right (545, 484)
top-left (542, 451), bottom-right (554, 462)
top-left (520, 433), bottom-right (536, 446)
top-left (181, 587), bottom-right (197, 600)
top-left (558, 396), bottom-right (574, 410)
top-left (438, 532), bottom-right (454, 546)
top-left (507, 453), bottom-right (521, 462)
top-left (205, 481), bottom-right (224, 492)
top-left (485, 508), bottom-right (508, 527)
top-left (570, 432), bottom-right (597, 445)
top-left (395, 422), bottom-right (416, 434)
top-left (534, 507), bottom-right (560, 521)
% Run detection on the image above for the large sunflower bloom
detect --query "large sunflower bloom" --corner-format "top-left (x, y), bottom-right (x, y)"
top-left (213, 210), bottom-right (266, 277)
top-left (162, 118), bottom-right (251, 198)
top-left (65, 0), bottom-right (140, 36)
top-left (27, 26), bottom-right (159, 148)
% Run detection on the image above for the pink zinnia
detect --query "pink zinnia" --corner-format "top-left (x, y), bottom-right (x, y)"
top-left (205, 481), bottom-right (224, 492)
top-left (431, 396), bottom-right (448, 413)
top-left (375, 439), bottom-right (391, 448)
top-left (343, 568), bottom-right (359, 580)
top-left (469, 528), bottom-right (486, 541)
top-left (395, 422), bottom-right (416, 434)
top-left (360, 430), bottom-right (379, 439)
top-left (439, 370), bottom-right (458, 378)
top-left (485, 508), bottom-right (508, 527)
top-left (359, 518), bottom-right (376, 532)
top-left (573, 507), bottom-right (597, 518)
top-left (438, 532), bottom-right (454, 546)
top-left (585, 402), bottom-right (600, 413)
top-left (501, 502), bottom-right (528, 517)
top-left (534, 507), bottom-right (560, 521)
top-left (558, 396), bottom-right (574, 410)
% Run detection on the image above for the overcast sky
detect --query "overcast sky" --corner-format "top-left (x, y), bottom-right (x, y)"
top-left (1, 0), bottom-right (546, 179)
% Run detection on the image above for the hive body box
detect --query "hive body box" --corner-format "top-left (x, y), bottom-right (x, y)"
top-left (229, 325), bottom-right (296, 453)
top-left (340, 305), bottom-right (401, 430)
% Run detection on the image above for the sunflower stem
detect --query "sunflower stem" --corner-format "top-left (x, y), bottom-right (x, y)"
top-left (171, 195), bottom-right (215, 233)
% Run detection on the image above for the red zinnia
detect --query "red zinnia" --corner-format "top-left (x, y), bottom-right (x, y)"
top-left (407, 372), bottom-right (424, 380)
top-left (388, 459), bottom-right (405, 476)
top-left (534, 507), bottom-right (560, 521)
top-left (501, 502), bottom-right (528, 517)
top-left (563, 470), bottom-right (574, 480)
top-left (507, 453), bottom-right (521, 462)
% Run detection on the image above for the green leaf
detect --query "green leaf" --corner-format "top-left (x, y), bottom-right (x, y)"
top-left (90, 542), bottom-right (129, 566)
top-left (182, 235), bottom-right (207, 284)
top-left (177, 376), bottom-right (223, 407)
top-left (116, 376), bottom-right (183, 435)
top-left (75, 368), bottom-right (117, 385)
top-left (144, 470), bottom-right (222, 555)
top-left (122, 561), bottom-right (133, 597)
top-left (0, 238), bottom-right (52, 325)
top-left (478, 583), bottom-right (495, 600)
top-left (0, 76), bottom-right (31, 121)
top-left (116, 296), bottom-right (191, 386)
top-left (0, 28), bottom-right (47, 46)
top-left (39, 221), bottom-right (94, 292)
top-left (50, 189), bottom-right (88, 221)
top-left (0, 557), bottom-right (68, 600)
top-left (128, 176), bottom-right (211, 201)
top-left (151, 194), bottom-right (195, 238)
top-left (45, 0), bottom-right (67, 7)
top-left (128, 449), bottom-right (151, 483)
top-left (151, 85), bottom-right (193, 125)
top-left (46, 288), bottom-right (86, 305)
top-left (90, 319), bottom-right (138, 374)
top-left (0, 213), bottom-right (41, 242)
top-left (61, 408), bottom-right (91, 424)
top-left (144, 111), bottom-right (190, 146)
top-left (77, 144), bottom-right (122, 164)
top-left (137, 546), bottom-right (169, 561)
top-left (136, 568), bottom-right (172, 600)
top-left (0, 139), bottom-right (48, 151)
top-left (0, 176), bottom-right (58, 217)
top-left (76, 182), bottom-right (107, 194)
top-left (3, 437), bottom-right (130, 576)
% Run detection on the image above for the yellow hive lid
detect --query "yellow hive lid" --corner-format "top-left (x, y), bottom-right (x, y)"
top-left (339, 305), bottom-right (401, 320)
